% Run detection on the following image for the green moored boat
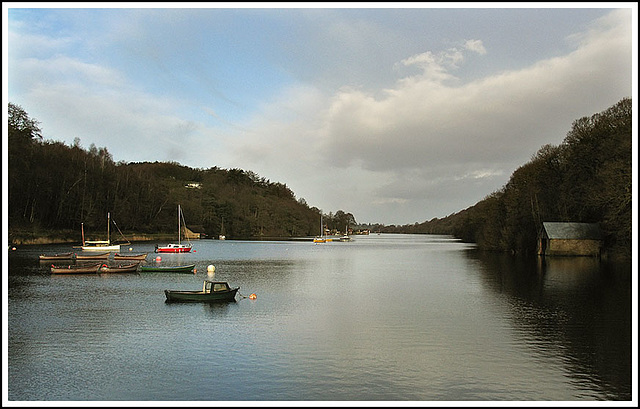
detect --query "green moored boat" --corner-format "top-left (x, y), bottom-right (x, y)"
top-left (165, 281), bottom-right (239, 303)
top-left (139, 264), bottom-right (196, 273)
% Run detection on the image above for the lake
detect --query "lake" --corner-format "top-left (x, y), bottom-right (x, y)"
top-left (6, 234), bottom-right (634, 403)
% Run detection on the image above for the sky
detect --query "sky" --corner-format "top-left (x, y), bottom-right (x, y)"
top-left (3, 3), bottom-right (637, 225)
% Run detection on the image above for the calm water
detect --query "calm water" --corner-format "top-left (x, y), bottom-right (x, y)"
top-left (6, 234), bottom-right (634, 402)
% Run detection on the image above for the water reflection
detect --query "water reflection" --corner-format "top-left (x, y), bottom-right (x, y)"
top-left (468, 250), bottom-right (632, 400)
top-left (8, 238), bottom-right (633, 401)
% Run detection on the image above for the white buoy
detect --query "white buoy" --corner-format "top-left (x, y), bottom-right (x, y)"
top-left (129, 247), bottom-right (133, 251)
top-left (207, 264), bottom-right (215, 277)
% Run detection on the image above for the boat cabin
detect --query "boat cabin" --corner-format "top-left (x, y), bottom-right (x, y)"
top-left (202, 281), bottom-right (232, 293)
top-left (160, 243), bottom-right (190, 249)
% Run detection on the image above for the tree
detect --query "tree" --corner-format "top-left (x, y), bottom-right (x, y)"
top-left (8, 103), bottom-right (43, 226)
top-left (8, 103), bottom-right (42, 142)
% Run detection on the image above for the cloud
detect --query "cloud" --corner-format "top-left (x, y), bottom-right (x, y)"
top-left (224, 9), bottom-right (631, 223)
top-left (464, 39), bottom-right (487, 55)
top-left (6, 8), bottom-right (632, 224)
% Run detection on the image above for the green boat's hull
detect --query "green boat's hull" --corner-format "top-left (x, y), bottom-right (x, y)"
top-left (164, 288), bottom-right (239, 303)
top-left (140, 264), bottom-right (196, 273)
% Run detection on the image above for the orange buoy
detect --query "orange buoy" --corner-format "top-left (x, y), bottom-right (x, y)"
top-left (249, 293), bottom-right (257, 300)
top-left (155, 256), bottom-right (161, 262)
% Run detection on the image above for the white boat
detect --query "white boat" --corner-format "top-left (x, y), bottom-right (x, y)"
top-left (155, 205), bottom-right (193, 253)
top-left (82, 241), bottom-right (120, 252)
top-left (313, 212), bottom-right (328, 243)
top-left (219, 216), bottom-right (226, 240)
top-left (339, 224), bottom-right (353, 242)
top-left (81, 213), bottom-right (121, 252)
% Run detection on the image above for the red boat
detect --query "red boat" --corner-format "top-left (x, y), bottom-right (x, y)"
top-left (155, 243), bottom-right (192, 253)
top-left (155, 204), bottom-right (193, 253)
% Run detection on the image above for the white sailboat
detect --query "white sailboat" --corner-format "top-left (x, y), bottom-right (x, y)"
top-left (219, 216), bottom-right (226, 240)
top-left (339, 224), bottom-right (353, 242)
top-left (313, 212), bottom-right (326, 243)
top-left (81, 212), bottom-right (121, 252)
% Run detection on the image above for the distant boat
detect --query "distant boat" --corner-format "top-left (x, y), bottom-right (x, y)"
top-left (81, 213), bottom-right (121, 252)
top-left (164, 280), bottom-right (239, 303)
top-left (39, 252), bottom-right (74, 261)
top-left (313, 212), bottom-right (327, 243)
top-left (75, 252), bottom-right (111, 260)
top-left (155, 205), bottom-right (193, 253)
top-left (98, 262), bottom-right (140, 274)
top-left (339, 224), bottom-right (353, 242)
top-left (140, 264), bottom-right (196, 274)
top-left (113, 253), bottom-right (148, 261)
top-left (219, 216), bottom-right (226, 240)
top-left (50, 263), bottom-right (100, 274)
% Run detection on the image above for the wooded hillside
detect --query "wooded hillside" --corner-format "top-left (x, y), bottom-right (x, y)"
top-left (7, 103), bottom-right (356, 243)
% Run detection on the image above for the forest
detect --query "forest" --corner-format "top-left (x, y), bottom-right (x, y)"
top-left (7, 102), bottom-right (356, 243)
top-left (7, 98), bottom-right (632, 259)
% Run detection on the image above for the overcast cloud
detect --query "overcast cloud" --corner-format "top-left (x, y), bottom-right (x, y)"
top-left (4, 5), bottom-right (635, 224)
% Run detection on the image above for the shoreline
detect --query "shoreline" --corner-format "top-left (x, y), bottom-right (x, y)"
top-left (7, 231), bottom-right (175, 246)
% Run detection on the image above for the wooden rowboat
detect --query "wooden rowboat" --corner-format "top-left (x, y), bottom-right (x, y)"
top-left (98, 262), bottom-right (140, 273)
top-left (39, 252), bottom-right (74, 261)
top-left (165, 281), bottom-right (239, 303)
top-left (50, 263), bottom-right (100, 274)
top-left (113, 253), bottom-right (148, 261)
top-left (75, 252), bottom-right (111, 260)
top-left (140, 264), bottom-right (196, 273)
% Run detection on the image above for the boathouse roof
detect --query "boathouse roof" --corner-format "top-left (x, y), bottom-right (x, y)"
top-left (541, 222), bottom-right (602, 240)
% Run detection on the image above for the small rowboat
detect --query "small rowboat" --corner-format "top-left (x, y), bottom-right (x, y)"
top-left (75, 252), bottom-right (111, 260)
top-left (113, 253), bottom-right (148, 261)
top-left (50, 263), bottom-right (100, 274)
top-left (165, 281), bottom-right (239, 303)
top-left (99, 262), bottom-right (140, 273)
top-left (39, 252), bottom-right (74, 261)
top-left (140, 264), bottom-right (196, 274)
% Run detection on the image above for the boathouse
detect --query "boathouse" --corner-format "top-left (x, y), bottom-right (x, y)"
top-left (537, 222), bottom-right (602, 257)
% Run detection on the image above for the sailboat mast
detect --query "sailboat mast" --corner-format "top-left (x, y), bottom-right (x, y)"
top-left (178, 205), bottom-right (181, 244)
top-left (107, 212), bottom-right (111, 245)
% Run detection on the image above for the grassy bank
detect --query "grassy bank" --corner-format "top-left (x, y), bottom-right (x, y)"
top-left (8, 228), bottom-right (175, 246)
